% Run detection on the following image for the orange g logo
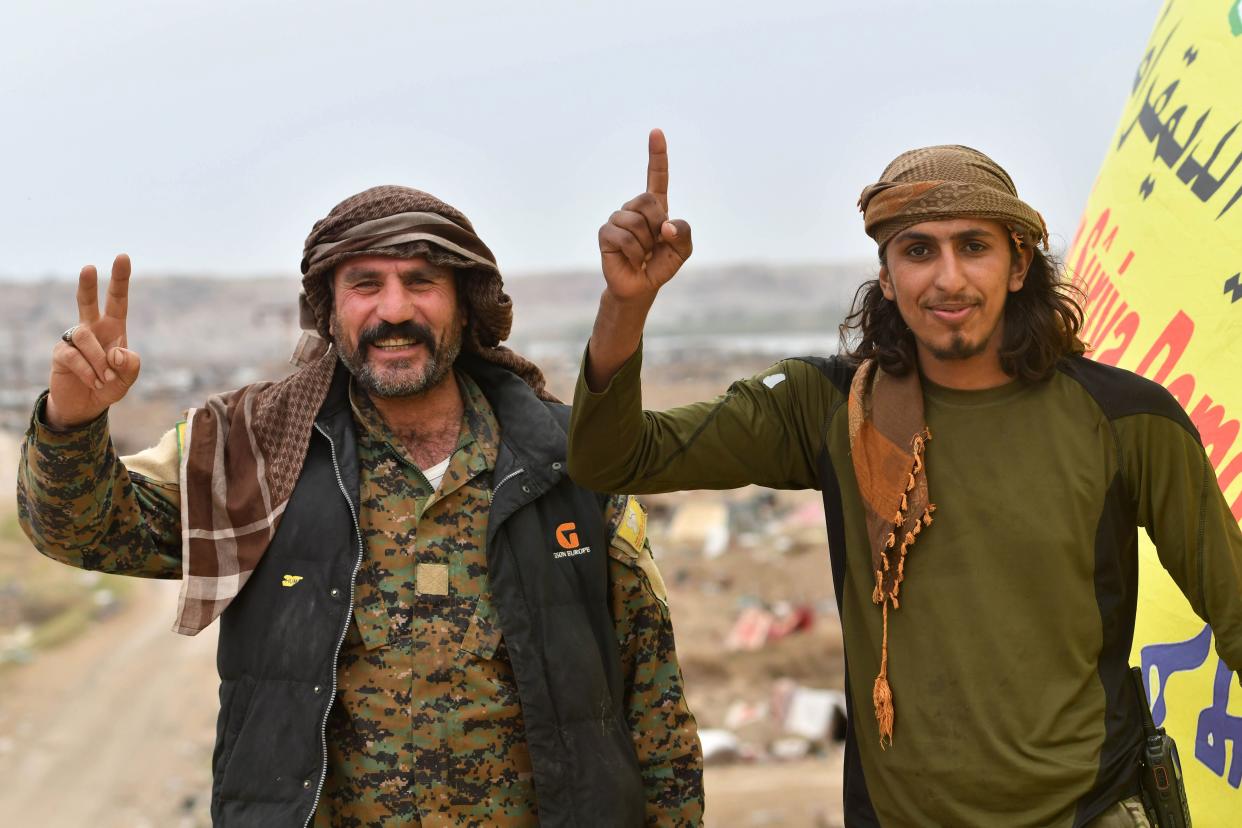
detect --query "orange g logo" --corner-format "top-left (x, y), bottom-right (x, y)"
top-left (555, 522), bottom-right (580, 549)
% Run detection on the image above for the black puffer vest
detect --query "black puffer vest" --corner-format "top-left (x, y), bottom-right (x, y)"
top-left (209, 355), bottom-right (644, 827)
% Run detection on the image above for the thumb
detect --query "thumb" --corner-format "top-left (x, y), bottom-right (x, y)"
top-left (645, 219), bottom-right (693, 285)
top-left (661, 219), bottom-right (693, 261)
top-left (108, 347), bottom-right (142, 387)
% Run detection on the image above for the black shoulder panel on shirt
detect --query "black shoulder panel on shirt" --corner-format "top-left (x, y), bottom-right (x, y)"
top-left (790, 355), bottom-right (858, 397)
top-left (1056, 356), bottom-right (1201, 444)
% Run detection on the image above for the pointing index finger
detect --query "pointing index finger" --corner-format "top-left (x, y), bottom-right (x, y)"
top-left (646, 128), bottom-right (669, 212)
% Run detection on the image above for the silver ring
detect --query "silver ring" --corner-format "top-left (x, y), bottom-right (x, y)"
top-left (61, 325), bottom-right (79, 344)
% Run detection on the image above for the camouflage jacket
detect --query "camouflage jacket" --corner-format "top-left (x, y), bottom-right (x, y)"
top-left (18, 371), bottom-right (703, 827)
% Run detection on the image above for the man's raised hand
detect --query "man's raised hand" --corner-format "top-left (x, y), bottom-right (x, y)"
top-left (45, 254), bottom-right (142, 429)
top-left (598, 129), bottom-right (693, 304)
top-left (583, 131), bottom-right (694, 391)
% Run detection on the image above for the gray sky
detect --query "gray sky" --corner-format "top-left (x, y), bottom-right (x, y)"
top-left (2, 0), bottom-right (1161, 280)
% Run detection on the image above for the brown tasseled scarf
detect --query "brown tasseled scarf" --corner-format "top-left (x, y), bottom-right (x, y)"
top-left (847, 359), bottom-right (936, 748)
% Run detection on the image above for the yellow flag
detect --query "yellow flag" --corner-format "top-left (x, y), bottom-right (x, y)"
top-left (1069, 1), bottom-right (1242, 819)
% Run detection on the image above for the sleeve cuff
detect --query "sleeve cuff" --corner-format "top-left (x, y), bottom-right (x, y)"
top-left (576, 341), bottom-right (644, 400)
top-left (28, 391), bottom-right (110, 448)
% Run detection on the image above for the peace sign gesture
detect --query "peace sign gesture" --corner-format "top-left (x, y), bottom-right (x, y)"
top-left (598, 129), bottom-right (694, 302)
top-left (45, 254), bottom-right (142, 430)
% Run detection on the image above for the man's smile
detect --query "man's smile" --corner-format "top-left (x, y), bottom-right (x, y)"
top-left (925, 302), bottom-right (980, 325)
top-left (369, 337), bottom-right (426, 355)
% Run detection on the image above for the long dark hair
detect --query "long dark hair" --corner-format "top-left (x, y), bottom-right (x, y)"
top-left (839, 247), bottom-right (1085, 382)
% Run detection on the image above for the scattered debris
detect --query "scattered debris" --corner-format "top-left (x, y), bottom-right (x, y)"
top-left (773, 679), bottom-right (848, 743)
top-left (770, 736), bottom-right (814, 761)
top-left (699, 728), bottom-right (743, 765)
top-left (726, 603), bottom-right (816, 651)
top-left (667, 501), bottom-right (730, 556)
top-left (724, 699), bottom-right (770, 730)
top-left (726, 607), bottom-right (775, 651)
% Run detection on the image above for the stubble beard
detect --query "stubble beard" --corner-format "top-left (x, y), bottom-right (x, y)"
top-left (331, 313), bottom-right (463, 399)
top-left (910, 300), bottom-right (1002, 363)
top-left (922, 329), bottom-right (992, 362)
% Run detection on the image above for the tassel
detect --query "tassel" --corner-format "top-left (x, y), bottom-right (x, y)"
top-left (900, 492), bottom-right (908, 512)
top-left (874, 602), bottom-right (895, 748)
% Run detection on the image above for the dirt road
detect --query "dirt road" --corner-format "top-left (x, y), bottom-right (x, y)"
top-left (0, 579), bottom-right (217, 827)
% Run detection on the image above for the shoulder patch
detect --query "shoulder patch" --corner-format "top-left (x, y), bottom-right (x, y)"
top-left (612, 495), bottom-right (647, 557)
top-left (762, 373), bottom-right (787, 389)
top-left (608, 497), bottom-right (669, 606)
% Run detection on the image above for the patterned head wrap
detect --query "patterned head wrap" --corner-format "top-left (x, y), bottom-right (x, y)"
top-left (295, 185), bottom-right (553, 400)
top-left (858, 145), bottom-right (1048, 253)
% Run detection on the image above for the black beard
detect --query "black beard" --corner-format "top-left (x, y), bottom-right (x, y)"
top-left (923, 331), bottom-right (991, 362)
top-left (331, 317), bottom-right (462, 398)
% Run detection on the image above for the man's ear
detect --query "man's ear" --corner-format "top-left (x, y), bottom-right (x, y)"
top-left (1008, 246), bottom-right (1035, 293)
top-left (878, 264), bottom-right (896, 301)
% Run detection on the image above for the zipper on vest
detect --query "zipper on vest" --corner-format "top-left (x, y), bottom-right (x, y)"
top-left (490, 467), bottom-right (525, 501)
top-left (305, 422), bottom-right (366, 828)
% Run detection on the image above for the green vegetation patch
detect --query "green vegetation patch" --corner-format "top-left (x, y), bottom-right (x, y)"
top-left (0, 515), bottom-right (131, 669)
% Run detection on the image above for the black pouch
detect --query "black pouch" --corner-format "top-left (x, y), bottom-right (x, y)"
top-left (1130, 666), bottom-right (1193, 828)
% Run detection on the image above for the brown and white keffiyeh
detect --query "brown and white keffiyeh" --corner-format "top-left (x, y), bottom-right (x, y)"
top-left (173, 350), bottom-right (337, 634)
top-left (848, 359), bottom-right (936, 748)
top-left (172, 186), bottom-right (551, 635)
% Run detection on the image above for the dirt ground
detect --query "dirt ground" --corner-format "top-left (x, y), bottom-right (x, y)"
top-left (0, 578), bottom-right (218, 827)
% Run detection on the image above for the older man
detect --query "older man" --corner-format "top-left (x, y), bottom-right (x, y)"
top-left (18, 186), bottom-right (702, 827)
top-left (568, 132), bottom-right (1242, 827)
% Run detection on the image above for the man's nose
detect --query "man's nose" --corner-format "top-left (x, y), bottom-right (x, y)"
top-left (376, 280), bottom-right (415, 322)
top-left (932, 249), bottom-right (969, 293)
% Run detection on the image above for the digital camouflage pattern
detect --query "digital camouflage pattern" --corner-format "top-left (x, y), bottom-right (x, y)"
top-left (17, 394), bottom-right (183, 578)
top-left (315, 374), bottom-right (530, 826)
top-left (1082, 796), bottom-right (1152, 828)
top-left (18, 375), bottom-right (703, 827)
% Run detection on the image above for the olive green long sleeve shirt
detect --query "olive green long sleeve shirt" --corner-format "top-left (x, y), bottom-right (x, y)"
top-left (568, 345), bottom-right (1242, 827)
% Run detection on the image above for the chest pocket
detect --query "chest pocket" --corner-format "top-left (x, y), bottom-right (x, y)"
top-left (456, 593), bottom-right (524, 718)
top-left (459, 595), bottom-right (506, 660)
